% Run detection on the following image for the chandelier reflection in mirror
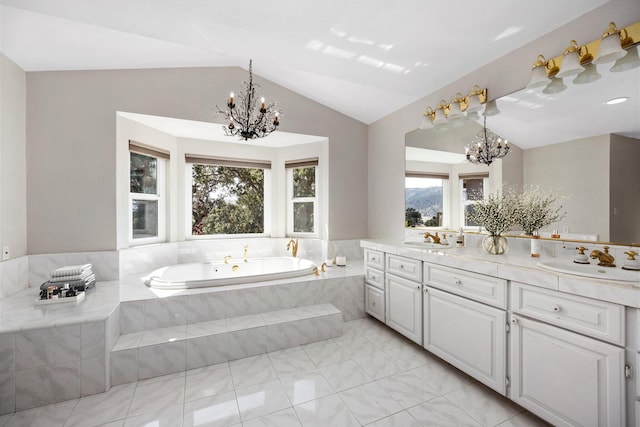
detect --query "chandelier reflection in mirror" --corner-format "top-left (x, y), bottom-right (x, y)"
top-left (217, 60), bottom-right (282, 140)
top-left (465, 117), bottom-right (510, 165)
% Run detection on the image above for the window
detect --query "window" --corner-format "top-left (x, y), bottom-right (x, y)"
top-left (405, 172), bottom-right (448, 228)
top-left (287, 159), bottom-right (318, 235)
top-left (460, 173), bottom-right (489, 227)
top-left (129, 141), bottom-right (168, 244)
top-left (187, 155), bottom-right (271, 236)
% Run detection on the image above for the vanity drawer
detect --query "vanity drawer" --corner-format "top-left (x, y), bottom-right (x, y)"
top-left (365, 267), bottom-right (384, 290)
top-left (365, 284), bottom-right (385, 322)
top-left (386, 253), bottom-right (422, 282)
top-left (511, 282), bottom-right (625, 346)
top-left (424, 264), bottom-right (507, 309)
top-left (365, 249), bottom-right (384, 270)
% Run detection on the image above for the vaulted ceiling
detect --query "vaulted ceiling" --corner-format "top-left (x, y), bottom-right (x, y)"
top-left (0, 0), bottom-right (609, 124)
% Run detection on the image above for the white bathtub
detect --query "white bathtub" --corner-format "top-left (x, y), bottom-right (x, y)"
top-left (143, 257), bottom-right (316, 289)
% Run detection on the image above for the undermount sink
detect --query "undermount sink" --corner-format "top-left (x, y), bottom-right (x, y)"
top-left (402, 241), bottom-right (453, 249)
top-left (537, 261), bottom-right (640, 282)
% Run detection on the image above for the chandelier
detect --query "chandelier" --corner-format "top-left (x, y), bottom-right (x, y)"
top-left (465, 116), bottom-right (510, 165)
top-left (217, 60), bottom-right (281, 140)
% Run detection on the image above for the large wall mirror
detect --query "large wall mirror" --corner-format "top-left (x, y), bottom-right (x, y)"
top-left (405, 64), bottom-right (640, 244)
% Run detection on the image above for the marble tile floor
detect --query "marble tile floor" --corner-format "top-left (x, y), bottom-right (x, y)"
top-left (0, 317), bottom-right (551, 427)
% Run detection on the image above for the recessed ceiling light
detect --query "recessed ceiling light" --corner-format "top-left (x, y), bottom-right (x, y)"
top-left (606, 97), bottom-right (629, 105)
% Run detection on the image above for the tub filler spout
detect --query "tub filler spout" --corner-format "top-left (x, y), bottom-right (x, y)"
top-left (287, 238), bottom-right (299, 257)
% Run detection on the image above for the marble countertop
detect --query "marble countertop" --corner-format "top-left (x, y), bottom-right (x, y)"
top-left (0, 261), bottom-right (365, 334)
top-left (361, 239), bottom-right (640, 308)
top-left (0, 282), bottom-right (121, 333)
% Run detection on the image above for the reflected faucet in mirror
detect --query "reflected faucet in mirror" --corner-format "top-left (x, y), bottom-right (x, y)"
top-left (424, 232), bottom-right (442, 244)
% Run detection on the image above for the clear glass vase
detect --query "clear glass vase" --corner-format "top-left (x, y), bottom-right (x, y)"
top-left (482, 234), bottom-right (509, 255)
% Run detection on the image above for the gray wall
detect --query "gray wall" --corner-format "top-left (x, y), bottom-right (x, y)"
top-left (367, 0), bottom-right (640, 239)
top-left (610, 134), bottom-right (640, 242)
top-left (523, 135), bottom-right (610, 240)
top-left (0, 54), bottom-right (27, 259)
top-left (26, 67), bottom-right (368, 254)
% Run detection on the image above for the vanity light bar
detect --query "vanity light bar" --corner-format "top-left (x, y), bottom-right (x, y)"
top-left (421, 86), bottom-right (488, 128)
top-left (532, 21), bottom-right (640, 79)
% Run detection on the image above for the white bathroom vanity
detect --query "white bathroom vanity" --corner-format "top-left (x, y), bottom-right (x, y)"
top-left (362, 238), bottom-right (640, 427)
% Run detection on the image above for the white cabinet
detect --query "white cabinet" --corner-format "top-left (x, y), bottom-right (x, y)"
top-left (510, 315), bottom-right (625, 427)
top-left (385, 273), bottom-right (422, 344)
top-left (364, 249), bottom-right (384, 271)
top-left (365, 284), bottom-right (385, 322)
top-left (511, 282), bottom-right (625, 346)
top-left (365, 267), bottom-right (384, 290)
top-left (364, 249), bottom-right (385, 321)
top-left (386, 253), bottom-right (422, 282)
top-left (425, 264), bottom-right (507, 309)
top-left (424, 286), bottom-right (506, 394)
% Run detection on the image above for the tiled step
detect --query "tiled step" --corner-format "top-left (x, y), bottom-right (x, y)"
top-left (110, 303), bottom-right (342, 385)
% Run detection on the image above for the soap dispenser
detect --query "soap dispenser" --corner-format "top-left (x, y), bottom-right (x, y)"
top-left (622, 250), bottom-right (640, 271)
top-left (573, 246), bottom-right (590, 264)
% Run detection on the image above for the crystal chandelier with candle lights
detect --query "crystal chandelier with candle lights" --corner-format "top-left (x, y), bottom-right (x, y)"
top-left (217, 60), bottom-right (281, 140)
top-left (465, 116), bottom-right (510, 165)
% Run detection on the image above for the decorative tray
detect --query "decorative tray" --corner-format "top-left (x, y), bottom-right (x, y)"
top-left (34, 292), bottom-right (85, 306)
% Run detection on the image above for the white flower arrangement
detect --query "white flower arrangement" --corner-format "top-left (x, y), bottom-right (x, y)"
top-left (465, 188), bottom-right (519, 236)
top-left (515, 187), bottom-right (567, 235)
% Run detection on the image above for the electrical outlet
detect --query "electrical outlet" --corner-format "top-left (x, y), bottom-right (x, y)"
top-left (562, 226), bottom-right (569, 234)
top-left (2, 246), bottom-right (9, 261)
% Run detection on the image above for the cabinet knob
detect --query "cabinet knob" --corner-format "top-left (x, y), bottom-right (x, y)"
top-left (400, 264), bottom-right (405, 269)
top-left (511, 318), bottom-right (518, 324)
top-left (551, 305), bottom-right (560, 312)
top-left (453, 277), bottom-right (461, 285)
top-left (415, 285), bottom-right (421, 290)
top-left (371, 301), bottom-right (376, 306)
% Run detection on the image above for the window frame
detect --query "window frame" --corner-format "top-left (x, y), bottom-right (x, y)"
top-left (459, 173), bottom-right (490, 230)
top-left (186, 156), bottom-right (272, 239)
top-left (286, 160), bottom-right (319, 237)
top-left (128, 150), bottom-right (167, 245)
top-left (404, 172), bottom-right (450, 230)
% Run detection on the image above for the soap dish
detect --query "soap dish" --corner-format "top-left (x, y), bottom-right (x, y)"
top-left (34, 292), bottom-right (85, 306)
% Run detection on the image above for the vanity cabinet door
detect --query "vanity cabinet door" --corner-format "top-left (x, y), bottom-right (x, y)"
top-left (385, 274), bottom-right (422, 344)
top-left (510, 315), bottom-right (625, 427)
top-left (365, 284), bottom-right (385, 322)
top-left (423, 286), bottom-right (506, 394)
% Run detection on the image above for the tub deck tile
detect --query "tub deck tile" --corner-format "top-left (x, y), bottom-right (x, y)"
top-left (111, 303), bottom-right (343, 384)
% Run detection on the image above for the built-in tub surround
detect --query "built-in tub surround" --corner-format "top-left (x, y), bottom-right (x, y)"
top-left (0, 256), bottom-right (29, 300)
top-left (119, 238), bottom-right (364, 278)
top-left (0, 261), bottom-right (365, 414)
top-left (0, 283), bottom-right (121, 413)
top-left (144, 257), bottom-right (316, 289)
